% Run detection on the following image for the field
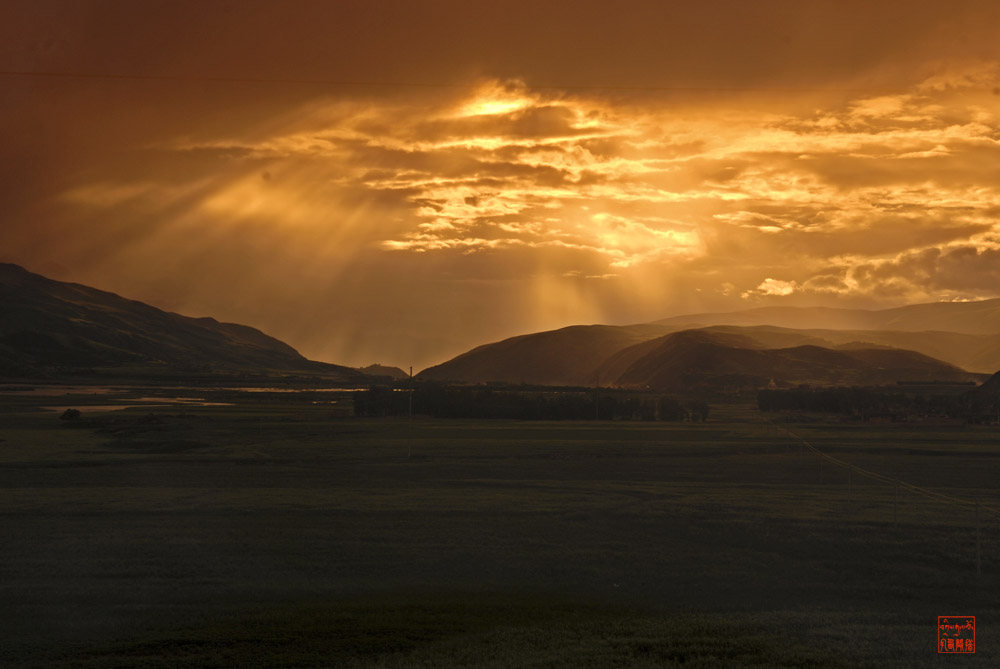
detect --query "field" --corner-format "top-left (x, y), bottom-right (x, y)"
top-left (2, 386), bottom-right (999, 667)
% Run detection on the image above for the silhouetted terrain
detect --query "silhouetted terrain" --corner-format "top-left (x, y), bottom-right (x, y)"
top-left (0, 263), bottom-right (365, 381)
top-left (655, 300), bottom-right (1000, 334)
top-left (693, 325), bottom-right (1000, 374)
top-left (423, 325), bottom-right (980, 390)
top-left (973, 369), bottom-right (1000, 399)
top-left (420, 299), bottom-right (1000, 387)
top-left (418, 323), bottom-right (672, 386)
top-left (613, 330), bottom-right (976, 390)
top-left (356, 364), bottom-right (410, 380)
top-left (6, 262), bottom-right (996, 389)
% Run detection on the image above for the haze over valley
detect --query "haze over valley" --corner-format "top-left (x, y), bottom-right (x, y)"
top-left (5, 261), bottom-right (997, 393)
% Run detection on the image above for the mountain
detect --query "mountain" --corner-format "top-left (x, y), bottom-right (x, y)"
top-left (357, 364), bottom-right (410, 380)
top-left (959, 370), bottom-right (1000, 419)
top-left (654, 300), bottom-right (1000, 335)
top-left (419, 324), bottom-right (977, 390)
top-left (688, 325), bottom-right (1000, 374)
top-left (975, 370), bottom-right (1000, 399)
top-left (419, 301), bottom-right (1000, 388)
top-left (613, 330), bottom-right (977, 391)
top-left (418, 323), bottom-right (671, 386)
top-left (0, 263), bottom-right (365, 381)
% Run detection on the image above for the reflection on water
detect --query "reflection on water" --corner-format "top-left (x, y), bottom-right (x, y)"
top-left (1, 385), bottom-right (365, 395)
top-left (0, 385), bottom-right (121, 396)
top-left (131, 397), bottom-right (214, 403)
top-left (44, 405), bottom-right (170, 413)
top-left (0, 383), bottom-right (368, 394)
top-left (42, 399), bottom-right (234, 413)
top-left (4, 384), bottom-right (363, 415)
top-left (199, 387), bottom-right (368, 393)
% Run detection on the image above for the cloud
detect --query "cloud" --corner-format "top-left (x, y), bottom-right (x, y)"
top-left (9, 53), bottom-right (1000, 369)
top-left (119, 66), bottom-right (998, 295)
top-left (800, 274), bottom-right (852, 294)
top-left (742, 278), bottom-right (798, 299)
top-left (848, 243), bottom-right (1000, 296)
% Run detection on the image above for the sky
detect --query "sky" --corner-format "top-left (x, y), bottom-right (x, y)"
top-left (2, 1), bottom-right (1000, 371)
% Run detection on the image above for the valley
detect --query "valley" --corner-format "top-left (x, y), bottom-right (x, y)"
top-left (1, 386), bottom-right (998, 667)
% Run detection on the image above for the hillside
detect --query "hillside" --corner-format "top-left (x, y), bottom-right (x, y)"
top-left (420, 321), bottom-right (981, 390)
top-left (966, 370), bottom-right (1000, 404)
top-left (655, 300), bottom-right (1000, 336)
top-left (417, 323), bottom-right (672, 386)
top-left (0, 263), bottom-right (365, 381)
top-left (357, 364), bottom-right (410, 380)
top-left (697, 325), bottom-right (1000, 374)
top-left (419, 297), bottom-right (1000, 387)
top-left (614, 330), bottom-right (976, 391)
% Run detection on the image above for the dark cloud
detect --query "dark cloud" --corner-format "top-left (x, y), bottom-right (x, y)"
top-left (852, 245), bottom-right (1000, 294)
top-left (5, 1), bottom-right (984, 98)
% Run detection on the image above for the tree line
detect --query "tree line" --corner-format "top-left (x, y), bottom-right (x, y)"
top-left (354, 385), bottom-right (710, 421)
top-left (758, 385), bottom-right (1000, 423)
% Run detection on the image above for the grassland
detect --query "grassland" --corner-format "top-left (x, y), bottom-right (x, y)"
top-left (1, 386), bottom-right (998, 667)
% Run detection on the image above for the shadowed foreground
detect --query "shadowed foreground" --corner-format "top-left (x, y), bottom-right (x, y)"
top-left (1, 389), bottom-right (998, 666)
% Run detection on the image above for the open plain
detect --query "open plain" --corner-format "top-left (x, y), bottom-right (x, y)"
top-left (2, 386), bottom-right (999, 667)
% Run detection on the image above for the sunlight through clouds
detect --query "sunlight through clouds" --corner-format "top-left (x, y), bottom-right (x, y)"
top-left (80, 67), bottom-right (1000, 300)
top-left (455, 81), bottom-right (537, 118)
top-left (36, 61), bottom-right (1000, 367)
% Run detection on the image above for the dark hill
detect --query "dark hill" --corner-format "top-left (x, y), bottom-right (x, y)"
top-left (968, 370), bottom-right (1000, 403)
top-left (419, 317), bottom-right (977, 390)
top-left (977, 370), bottom-right (1000, 395)
top-left (959, 370), bottom-right (1000, 418)
top-left (655, 300), bottom-right (1000, 335)
top-left (417, 323), bottom-right (672, 386)
top-left (419, 318), bottom-right (993, 387)
top-left (0, 263), bottom-right (365, 381)
top-left (357, 364), bottom-right (410, 380)
top-left (698, 325), bottom-right (1000, 374)
top-left (614, 330), bottom-right (976, 391)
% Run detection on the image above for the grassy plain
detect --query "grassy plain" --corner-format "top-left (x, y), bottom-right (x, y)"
top-left (1, 386), bottom-right (998, 667)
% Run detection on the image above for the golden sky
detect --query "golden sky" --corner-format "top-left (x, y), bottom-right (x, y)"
top-left (2, 1), bottom-right (1000, 369)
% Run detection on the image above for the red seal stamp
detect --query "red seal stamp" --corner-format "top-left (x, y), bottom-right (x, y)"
top-left (938, 616), bottom-right (975, 653)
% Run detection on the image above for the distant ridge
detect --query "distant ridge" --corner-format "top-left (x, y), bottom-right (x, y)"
top-left (654, 300), bottom-right (1000, 335)
top-left (357, 364), bottom-right (409, 380)
top-left (419, 299), bottom-right (1000, 389)
top-left (613, 330), bottom-right (976, 391)
top-left (0, 263), bottom-right (366, 381)
top-left (418, 324), bottom-right (671, 386)
top-left (679, 325), bottom-right (1000, 375)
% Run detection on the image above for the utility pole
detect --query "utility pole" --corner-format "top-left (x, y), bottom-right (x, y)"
top-left (407, 365), bottom-right (413, 459)
top-left (594, 371), bottom-right (599, 421)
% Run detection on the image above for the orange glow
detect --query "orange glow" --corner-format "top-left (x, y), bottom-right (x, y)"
top-left (454, 82), bottom-right (535, 117)
top-left (4, 0), bottom-right (1000, 372)
top-left (460, 97), bottom-right (531, 117)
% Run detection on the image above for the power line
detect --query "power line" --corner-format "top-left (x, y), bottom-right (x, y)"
top-left (0, 69), bottom-right (914, 95)
top-left (0, 69), bottom-right (459, 89)
top-left (775, 422), bottom-right (1000, 516)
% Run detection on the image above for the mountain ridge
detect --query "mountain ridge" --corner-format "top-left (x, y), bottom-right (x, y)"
top-left (612, 330), bottom-right (975, 391)
top-left (654, 300), bottom-right (1000, 335)
top-left (419, 300), bottom-right (1000, 388)
top-left (0, 262), bottom-right (365, 381)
